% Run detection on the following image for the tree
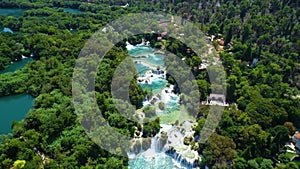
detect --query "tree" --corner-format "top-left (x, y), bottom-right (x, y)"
top-left (238, 124), bottom-right (270, 158)
top-left (259, 158), bottom-right (274, 169)
top-left (269, 126), bottom-right (290, 154)
top-left (243, 45), bottom-right (252, 62)
top-left (248, 159), bottom-right (259, 169)
top-left (207, 23), bottom-right (219, 35)
top-left (232, 157), bottom-right (248, 169)
top-left (143, 106), bottom-right (156, 118)
top-left (286, 162), bottom-right (299, 169)
top-left (226, 75), bottom-right (238, 102)
top-left (242, 24), bottom-right (251, 44)
top-left (190, 56), bottom-right (202, 69)
top-left (224, 26), bottom-right (232, 46)
top-left (202, 133), bottom-right (237, 167)
top-left (158, 101), bottom-right (165, 110)
top-left (278, 154), bottom-right (290, 164)
top-left (13, 160), bottom-right (26, 169)
top-left (284, 122), bottom-right (296, 135)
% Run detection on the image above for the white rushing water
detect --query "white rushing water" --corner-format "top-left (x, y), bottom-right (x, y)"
top-left (128, 123), bottom-right (201, 169)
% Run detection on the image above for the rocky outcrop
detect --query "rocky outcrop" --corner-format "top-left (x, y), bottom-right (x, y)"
top-left (166, 147), bottom-right (200, 168)
top-left (130, 137), bottom-right (152, 154)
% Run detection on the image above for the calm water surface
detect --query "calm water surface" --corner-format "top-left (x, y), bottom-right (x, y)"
top-left (0, 58), bottom-right (33, 74)
top-left (64, 8), bottom-right (85, 14)
top-left (0, 93), bottom-right (34, 134)
top-left (0, 8), bottom-right (27, 17)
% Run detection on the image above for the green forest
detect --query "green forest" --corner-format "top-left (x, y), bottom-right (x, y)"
top-left (0, 0), bottom-right (299, 168)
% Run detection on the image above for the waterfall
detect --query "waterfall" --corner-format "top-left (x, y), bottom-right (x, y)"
top-left (129, 123), bottom-right (201, 168)
top-left (140, 139), bottom-right (143, 153)
top-left (155, 137), bottom-right (161, 152)
top-left (126, 41), bottom-right (135, 50)
top-left (145, 41), bottom-right (150, 46)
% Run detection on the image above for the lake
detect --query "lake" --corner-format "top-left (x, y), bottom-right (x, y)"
top-left (0, 8), bottom-right (35, 136)
top-left (0, 57), bottom-right (33, 74)
top-left (0, 8), bottom-right (27, 17)
top-left (64, 8), bottom-right (85, 14)
top-left (0, 93), bottom-right (34, 134)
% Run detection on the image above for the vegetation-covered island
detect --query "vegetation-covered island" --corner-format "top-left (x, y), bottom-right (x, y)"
top-left (0, 0), bottom-right (299, 169)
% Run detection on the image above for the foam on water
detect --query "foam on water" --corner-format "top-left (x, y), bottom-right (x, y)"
top-left (128, 45), bottom-right (154, 57)
top-left (126, 41), bottom-right (135, 50)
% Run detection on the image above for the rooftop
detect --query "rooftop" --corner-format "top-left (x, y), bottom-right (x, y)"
top-left (294, 132), bottom-right (300, 139)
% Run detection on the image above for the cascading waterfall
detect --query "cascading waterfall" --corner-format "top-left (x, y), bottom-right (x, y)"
top-left (155, 137), bottom-right (162, 152)
top-left (127, 42), bottom-right (201, 169)
top-left (129, 124), bottom-right (201, 169)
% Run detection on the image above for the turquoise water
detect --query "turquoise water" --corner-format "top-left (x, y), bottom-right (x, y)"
top-left (0, 58), bottom-right (33, 74)
top-left (2, 27), bottom-right (13, 33)
top-left (64, 8), bottom-right (85, 14)
top-left (129, 44), bottom-right (180, 115)
top-left (129, 46), bottom-right (154, 57)
top-left (140, 78), bottom-right (167, 94)
top-left (135, 63), bottom-right (151, 75)
top-left (129, 46), bottom-right (165, 68)
top-left (0, 58), bottom-right (34, 134)
top-left (132, 53), bottom-right (165, 68)
top-left (130, 45), bottom-right (167, 93)
top-left (0, 93), bottom-right (34, 134)
top-left (128, 44), bottom-right (182, 168)
top-left (0, 8), bottom-right (34, 137)
top-left (0, 8), bottom-right (26, 17)
top-left (70, 29), bottom-right (77, 34)
top-left (129, 154), bottom-right (181, 169)
top-left (165, 95), bottom-right (180, 113)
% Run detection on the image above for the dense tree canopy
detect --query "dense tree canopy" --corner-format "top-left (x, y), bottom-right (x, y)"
top-left (0, 0), bottom-right (299, 168)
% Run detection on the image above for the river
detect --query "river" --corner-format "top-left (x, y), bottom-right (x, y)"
top-left (0, 56), bottom-right (34, 135)
top-left (127, 42), bottom-right (201, 169)
top-left (63, 8), bottom-right (85, 14)
top-left (0, 38), bottom-right (34, 135)
top-left (0, 57), bottom-right (33, 74)
top-left (0, 7), bottom-right (83, 16)
top-left (0, 8), bottom-right (27, 17)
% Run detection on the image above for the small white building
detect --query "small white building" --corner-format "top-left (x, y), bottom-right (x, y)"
top-left (292, 131), bottom-right (300, 152)
top-left (206, 94), bottom-right (228, 106)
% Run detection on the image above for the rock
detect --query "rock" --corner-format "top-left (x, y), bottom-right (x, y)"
top-left (191, 141), bottom-right (199, 151)
top-left (165, 147), bottom-right (200, 168)
top-left (142, 138), bottom-right (151, 150)
top-left (183, 135), bottom-right (193, 145)
top-left (135, 130), bottom-right (141, 137)
top-left (133, 140), bottom-right (141, 154)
